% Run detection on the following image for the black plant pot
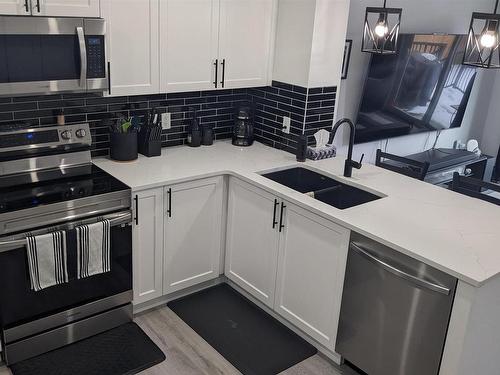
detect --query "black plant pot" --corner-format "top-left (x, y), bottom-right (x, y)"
top-left (110, 132), bottom-right (138, 161)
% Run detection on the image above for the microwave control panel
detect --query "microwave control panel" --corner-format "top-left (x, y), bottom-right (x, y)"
top-left (86, 36), bottom-right (105, 79)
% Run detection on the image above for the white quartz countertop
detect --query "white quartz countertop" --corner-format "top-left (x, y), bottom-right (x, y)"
top-left (94, 141), bottom-right (500, 287)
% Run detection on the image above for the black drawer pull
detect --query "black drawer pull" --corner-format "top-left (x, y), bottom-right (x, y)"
top-left (167, 188), bottom-right (172, 218)
top-left (272, 199), bottom-right (279, 229)
top-left (134, 195), bottom-right (139, 225)
top-left (213, 59), bottom-right (218, 88)
top-left (279, 202), bottom-right (286, 232)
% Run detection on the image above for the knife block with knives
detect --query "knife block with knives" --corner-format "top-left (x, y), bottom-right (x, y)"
top-left (138, 109), bottom-right (162, 157)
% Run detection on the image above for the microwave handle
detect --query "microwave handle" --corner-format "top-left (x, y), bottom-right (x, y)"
top-left (76, 27), bottom-right (87, 88)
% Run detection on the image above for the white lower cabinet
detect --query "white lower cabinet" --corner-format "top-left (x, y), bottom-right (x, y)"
top-left (226, 177), bottom-right (350, 350)
top-left (225, 178), bottom-right (280, 308)
top-left (132, 187), bottom-right (164, 305)
top-left (275, 203), bottom-right (349, 350)
top-left (163, 177), bottom-right (224, 294)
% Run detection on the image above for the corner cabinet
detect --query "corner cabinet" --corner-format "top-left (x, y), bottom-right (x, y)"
top-left (132, 188), bottom-right (164, 305)
top-left (226, 177), bottom-right (350, 350)
top-left (225, 178), bottom-right (280, 308)
top-left (163, 177), bottom-right (224, 294)
top-left (160, 0), bottom-right (276, 92)
top-left (275, 202), bottom-right (349, 350)
top-left (101, 0), bottom-right (159, 96)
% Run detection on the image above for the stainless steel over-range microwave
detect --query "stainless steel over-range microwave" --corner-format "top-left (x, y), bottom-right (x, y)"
top-left (0, 16), bottom-right (108, 97)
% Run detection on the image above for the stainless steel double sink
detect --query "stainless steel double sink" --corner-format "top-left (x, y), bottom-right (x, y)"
top-left (261, 167), bottom-right (382, 209)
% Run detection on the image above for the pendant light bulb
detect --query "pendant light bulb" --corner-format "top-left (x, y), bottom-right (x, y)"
top-left (374, 13), bottom-right (389, 37)
top-left (480, 19), bottom-right (498, 48)
top-left (480, 32), bottom-right (497, 48)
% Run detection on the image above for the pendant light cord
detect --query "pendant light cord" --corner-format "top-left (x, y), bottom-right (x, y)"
top-left (495, 0), bottom-right (499, 14)
top-left (383, 0), bottom-right (387, 8)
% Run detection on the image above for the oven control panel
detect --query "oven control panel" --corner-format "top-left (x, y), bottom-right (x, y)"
top-left (0, 124), bottom-right (92, 152)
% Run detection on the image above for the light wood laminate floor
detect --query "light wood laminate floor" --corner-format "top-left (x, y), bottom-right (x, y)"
top-left (0, 306), bottom-right (359, 375)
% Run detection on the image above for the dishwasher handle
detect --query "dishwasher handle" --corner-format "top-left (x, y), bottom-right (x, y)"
top-left (350, 242), bottom-right (451, 296)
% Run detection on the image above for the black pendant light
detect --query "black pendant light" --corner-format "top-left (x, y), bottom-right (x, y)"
top-left (362, 0), bottom-right (402, 55)
top-left (463, 0), bottom-right (500, 69)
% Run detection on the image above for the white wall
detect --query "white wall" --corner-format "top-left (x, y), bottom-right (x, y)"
top-left (336, 0), bottom-right (499, 163)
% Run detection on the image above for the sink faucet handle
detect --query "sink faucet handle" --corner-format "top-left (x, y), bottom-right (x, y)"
top-left (350, 153), bottom-right (364, 170)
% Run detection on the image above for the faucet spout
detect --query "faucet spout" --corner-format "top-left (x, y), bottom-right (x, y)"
top-left (330, 118), bottom-right (364, 178)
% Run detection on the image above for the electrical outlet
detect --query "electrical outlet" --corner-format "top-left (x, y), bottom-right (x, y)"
top-left (282, 116), bottom-right (291, 134)
top-left (161, 112), bottom-right (171, 130)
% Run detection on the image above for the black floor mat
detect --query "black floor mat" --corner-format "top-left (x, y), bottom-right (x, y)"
top-left (168, 283), bottom-right (317, 375)
top-left (10, 322), bottom-right (165, 375)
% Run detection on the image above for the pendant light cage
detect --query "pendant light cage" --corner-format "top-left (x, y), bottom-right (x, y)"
top-left (362, 4), bottom-right (402, 55)
top-left (463, 9), bottom-right (500, 69)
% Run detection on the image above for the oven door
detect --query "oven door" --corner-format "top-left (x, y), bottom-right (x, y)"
top-left (0, 17), bottom-right (107, 96)
top-left (0, 211), bottom-right (132, 341)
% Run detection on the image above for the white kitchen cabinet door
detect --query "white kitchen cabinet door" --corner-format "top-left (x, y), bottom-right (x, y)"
top-left (33, 0), bottom-right (100, 17)
top-left (160, 0), bottom-right (219, 93)
top-left (275, 202), bottom-right (350, 350)
top-left (101, 0), bottom-right (159, 96)
top-left (0, 0), bottom-right (30, 15)
top-left (217, 0), bottom-right (275, 89)
top-left (163, 177), bottom-right (224, 294)
top-left (225, 178), bottom-right (280, 308)
top-left (132, 188), bottom-right (164, 305)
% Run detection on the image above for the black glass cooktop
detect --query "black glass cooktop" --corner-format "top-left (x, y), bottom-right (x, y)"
top-left (0, 164), bottom-right (129, 214)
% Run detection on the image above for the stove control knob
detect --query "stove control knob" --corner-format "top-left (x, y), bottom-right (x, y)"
top-left (61, 130), bottom-right (72, 140)
top-left (76, 129), bottom-right (87, 138)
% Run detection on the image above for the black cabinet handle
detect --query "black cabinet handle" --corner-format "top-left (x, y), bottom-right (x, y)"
top-left (24, 0), bottom-right (29, 12)
top-left (134, 195), bottom-right (139, 225)
top-left (272, 199), bottom-right (279, 229)
top-left (213, 59), bottom-right (218, 88)
top-left (220, 59), bottom-right (226, 88)
top-left (107, 61), bottom-right (111, 95)
top-left (35, 0), bottom-right (40, 12)
top-left (279, 202), bottom-right (286, 232)
top-left (167, 188), bottom-right (172, 218)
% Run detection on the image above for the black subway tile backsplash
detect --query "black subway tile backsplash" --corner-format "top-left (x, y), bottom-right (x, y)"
top-left (0, 81), bottom-right (336, 157)
top-left (248, 81), bottom-right (337, 150)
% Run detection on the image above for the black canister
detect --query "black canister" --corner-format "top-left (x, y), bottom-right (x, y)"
top-left (202, 125), bottom-right (214, 146)
top-left (110, 132), bottom-right (138, 161)
top-left (296, 134), bottom-right (308, 162)
top-left (188, 108), bottom-right (202, 147)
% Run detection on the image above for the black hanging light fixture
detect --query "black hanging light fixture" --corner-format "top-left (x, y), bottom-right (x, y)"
top-left (362, 0), bottom-right (402, 55)
top-left (463, 0), bottom-right (500, 68)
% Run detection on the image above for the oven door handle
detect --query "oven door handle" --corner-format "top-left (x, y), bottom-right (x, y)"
top-left (0, 211), bottom-right (132, 254)
top-left (76, 26), bottom-right (87, 88)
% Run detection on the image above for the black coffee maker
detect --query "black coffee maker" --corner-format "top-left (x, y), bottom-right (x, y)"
top-left (232, 105), bottom-right (254, 147)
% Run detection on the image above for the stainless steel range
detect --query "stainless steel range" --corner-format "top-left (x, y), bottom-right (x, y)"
top-left (0, 123), bottom-right (133, 365)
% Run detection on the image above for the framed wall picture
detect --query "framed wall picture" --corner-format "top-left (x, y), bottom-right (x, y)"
top-left (341, 39), bottom-right (353, 80)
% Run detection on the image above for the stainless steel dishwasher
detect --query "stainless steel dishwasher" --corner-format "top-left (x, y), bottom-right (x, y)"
top-left (336, 233), bottom-right (457, 375)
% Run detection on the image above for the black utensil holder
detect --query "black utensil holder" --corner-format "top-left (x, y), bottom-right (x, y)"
top-left (110, 132), bottom-right (138, 161)
top-left (139, 139), bottom-right (161, 157)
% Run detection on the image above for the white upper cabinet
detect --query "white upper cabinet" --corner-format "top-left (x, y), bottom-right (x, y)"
top-left (101, 0), bottom-right (159, 96)
top-left (33, 0), bottom-right (100, 17)
top-left (160, 0), bottom-right (220, 92)
top-left (0, 0), bottom-right (30, 15)
top-left (275, 202), bottom-right (350, 350)
top-left (225, 178), bottom-right (280, 308)
top-left (217, 0), bottom-right (275, 89)
top-left (163, 177), bottom-right (224, 294)
top-left (161, 0), bottom-right (276, 93)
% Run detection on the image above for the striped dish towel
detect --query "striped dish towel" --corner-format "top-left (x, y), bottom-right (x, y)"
top-left (76, 219), bottom-right (111, 279)
top-left (26, 231), bottom-right (68, 292)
